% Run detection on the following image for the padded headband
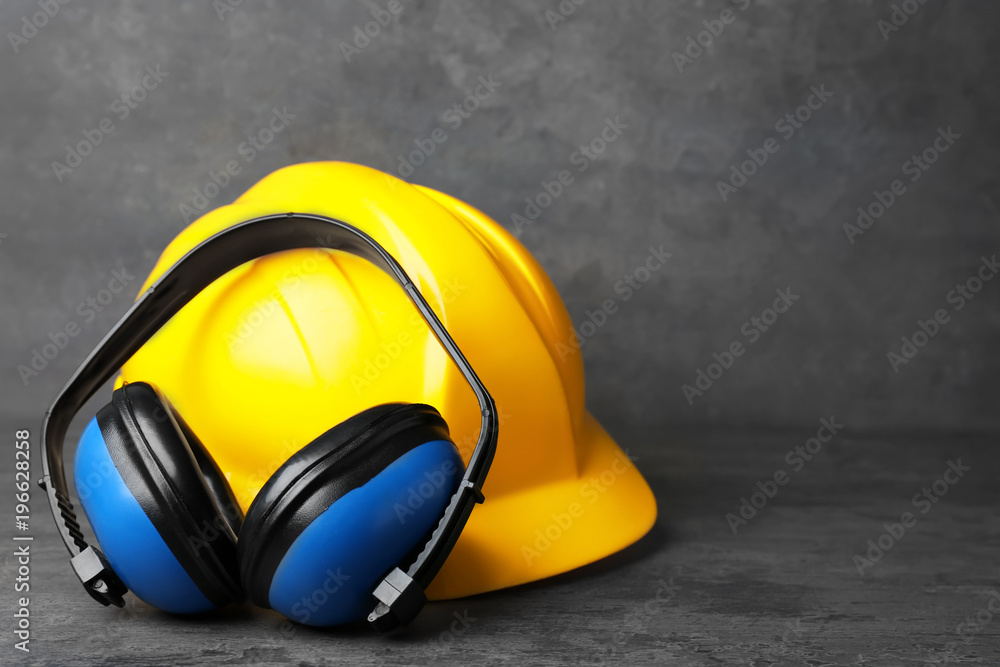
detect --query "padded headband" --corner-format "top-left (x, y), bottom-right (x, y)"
top-left (39, 212), bottom-right (498, 631)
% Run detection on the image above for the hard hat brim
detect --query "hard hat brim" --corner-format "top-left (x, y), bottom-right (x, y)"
top-left (426, 411), bottom-right (657, 600)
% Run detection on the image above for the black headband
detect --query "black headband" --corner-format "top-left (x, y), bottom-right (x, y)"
top-left (39, 212), bottom-right (498, 631)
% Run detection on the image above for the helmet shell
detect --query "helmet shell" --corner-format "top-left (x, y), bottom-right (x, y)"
top-left (118, 162), bottom-right (657, 599)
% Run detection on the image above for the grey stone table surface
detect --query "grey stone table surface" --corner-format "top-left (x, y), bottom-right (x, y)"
top-left (2, 422), bottom-right (997, 666)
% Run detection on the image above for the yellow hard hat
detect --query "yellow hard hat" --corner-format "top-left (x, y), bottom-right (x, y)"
top-left (117, 161), bottom-right (656, 600)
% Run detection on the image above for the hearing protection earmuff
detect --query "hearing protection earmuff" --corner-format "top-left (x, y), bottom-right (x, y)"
top-left (40, 212), bottom-right (498, 630)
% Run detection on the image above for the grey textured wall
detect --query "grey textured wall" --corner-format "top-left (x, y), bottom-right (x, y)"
top-left (1, 0), bottom-right (998, 436)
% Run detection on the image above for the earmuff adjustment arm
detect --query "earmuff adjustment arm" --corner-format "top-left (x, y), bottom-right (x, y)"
top-left (369, 474), bottom-right (489, 632)
top-left (70, 546), bottom-right (127, 608)
top-left (368, 567), bottom-right (427, 632)
top-left (460, 479), bottom-right (486, 504)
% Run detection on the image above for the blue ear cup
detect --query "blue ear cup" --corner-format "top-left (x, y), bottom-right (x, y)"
top-left (74, 382), bottom-right (245, 613)
top-left (237, 403), bottom-right (464, 627)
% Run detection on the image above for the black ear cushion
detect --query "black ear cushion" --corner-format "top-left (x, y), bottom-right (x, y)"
top-left (97, 382), bottom-right (245, 607)
top-left (237, 402), bottom-right (451, 608)
top-left (174, 416), bottom-right (243, 538)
